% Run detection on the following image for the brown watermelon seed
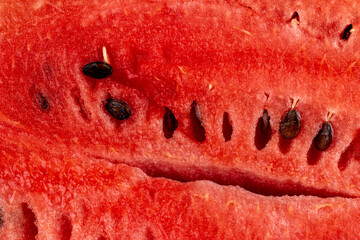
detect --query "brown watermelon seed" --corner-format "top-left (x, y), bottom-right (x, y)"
top-left (163, 107), bottom-right (178, 139)
top-left (82, 62), bottom-right (113, 79)
top-left (289, 11), bottom-right (300, 23)
top-left (105, 99), bottom-right (131, 120)
top-left (314, 122), bottom-right (333, 151)
top-left (190, 100), bottom-right (206, 143)
top-left (222, 112), bottom-right (233, 142)
top-left (279, 108), bottom-right (301, 140)
top-left (340, 24), bottom-right (353, 40)
top-left (307, 113), bottom-right (334, 165)
top-left (255, 109), bottom-right (272, 150)
top-left (35, 92), bottom-right (50, 111)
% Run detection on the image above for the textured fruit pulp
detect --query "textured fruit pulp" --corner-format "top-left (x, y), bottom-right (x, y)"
top-left (1, 0), bottom-right (360, 239)
top-left (2, 0), bottom-right (360, 197)
top-left (2, 0), bottom-right (360, 198)
top-left (0, 143), bottom-right (359, 239)
top-left (0, 1), bottom-right (359, 201)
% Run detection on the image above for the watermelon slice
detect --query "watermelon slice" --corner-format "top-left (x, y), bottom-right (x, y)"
top-left (1, 0), bottom-right (360, 238)
top-left (1, 142), bottom-right (360, 239)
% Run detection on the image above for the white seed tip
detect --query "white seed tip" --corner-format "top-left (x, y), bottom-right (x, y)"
top-left (326, 112), bottom-right (334, 122)
top-left (103, 46), bottom-right (110, 64)
top-left (291, 19), bottom-right (299, 25)
top-left (291, 98), bottom-right (299, 109)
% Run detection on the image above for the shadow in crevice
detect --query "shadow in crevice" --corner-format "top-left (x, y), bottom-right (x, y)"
top-left (338, 129), bottom-right (360, 171)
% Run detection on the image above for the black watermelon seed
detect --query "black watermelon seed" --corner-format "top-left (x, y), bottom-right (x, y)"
top-left (279, 109), bottom-right (301, 139)
top-left (340, 24), bottom-right (353, 40)
top-left (163, 107), bottom-right (178, 139)
top-left (35, 92), bottom-right (49, 110)
top-left (82, 62), bottom-right (113, 79)
top-left (105, 99), bottom-right (131, 120)
top-left (314, 122), bottom-right (333, 151)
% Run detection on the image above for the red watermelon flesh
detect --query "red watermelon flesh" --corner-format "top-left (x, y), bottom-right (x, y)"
top-left (1, 0), bottom-right (360, 238)
top-left (2, 0), bottom-right (360, 196)
top-left (1, 142), bottom-right (360, 240)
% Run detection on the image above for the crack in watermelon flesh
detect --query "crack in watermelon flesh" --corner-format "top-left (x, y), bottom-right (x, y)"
top-left (1, 143), bottom-right (360, 239)
top-left (1, 0), bottom-right (360, 239)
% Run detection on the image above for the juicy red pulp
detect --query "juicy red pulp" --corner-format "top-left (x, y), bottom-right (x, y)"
top-left (81, 61), bottom-right (346, 198)
top-left (2, 1), bottom-right (360, 239)
top-left (2, 0), bottom-right (360, 198)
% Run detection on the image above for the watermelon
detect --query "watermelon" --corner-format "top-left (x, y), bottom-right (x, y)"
top-left (1, 0), bottom-right (360, 239)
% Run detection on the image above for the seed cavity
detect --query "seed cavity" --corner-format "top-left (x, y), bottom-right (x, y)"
top-left (163, 107), bottom-right (178, 139)
top-left (279, 108), bottom-right (301, 139)
top-left (255, 109), bottom-right (272, 150)
top-left (288, 11), bottom-right (300, 24)
top-left (60, 215), bottom-right (72, 240)
top-left (0, 208), bottom-right (4, 228)
top-left (338, 144), bottom-right (353, 171)
top-left (146, 227), bottom-right (156, 240)
top-left (337, 129), bottom-right (360, 171)
top-left (340, 24), bottom-right (353, 40)
top-left (314, 122), bottom-right (333, 151)
top-left (190, 100), bottom-right (206, 143)
top-left (222, 112), bottom-right (233, 142)
top-left (72, 88), bottom-right (90, 121)
top-left (82, 62), bottom-right (113, 79)
top-left (105, 99), bottom-right (131, 120)
top-left (21, 202), bottom-right (38, 240)
top-left (35, 91), bottom-right (50, 111)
